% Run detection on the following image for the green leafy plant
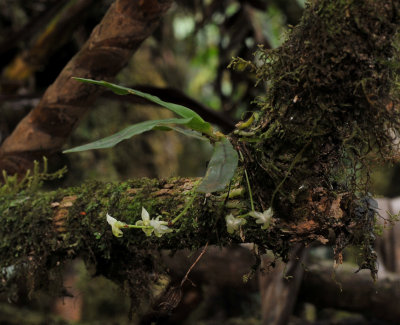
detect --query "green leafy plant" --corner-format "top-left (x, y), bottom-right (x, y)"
top-left (196, 138), bottom-right (238, 193)
top-left (72, 78), bottom-right (213, 135)
top-left (1, 157), bottom-right (67, 197)
top-left (64, 78), bottom-right (238, 194)
top-left (63, 118), bottom-right (193, 152)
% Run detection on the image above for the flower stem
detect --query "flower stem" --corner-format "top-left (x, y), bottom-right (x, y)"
top-left (239, 151), bottom-right (254, 212)
top-left (126, 225), bottom-right (153, 229)
top-left (244, 169), bottom-right (254, 211)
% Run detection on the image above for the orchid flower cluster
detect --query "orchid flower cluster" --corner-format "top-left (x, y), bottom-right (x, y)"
top-left (106, 205), bottom-right (273, 239)
top-left (249, 208), bottom-right (273, 229)
top-left (225, 207), bottom-right (274, 235)
top-left (135, 207), bottom-right (173, 237)
top-left (225, 214), bottom-right (246, 234)
top-left (106, 207), bottom-right (173, 238)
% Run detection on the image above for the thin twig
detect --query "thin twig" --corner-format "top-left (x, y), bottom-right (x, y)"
top-left (180, 242), bottom-right (209, 287)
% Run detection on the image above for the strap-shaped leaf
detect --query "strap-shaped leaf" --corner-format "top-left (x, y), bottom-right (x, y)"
top-left (197, 138), bottom-right (238, 193)
top-left (153, 125), bottom-right (208, 141)
top-left (63, 118), bottom-right (192, 153)
top-left (73, 77), bottom-right (213, 135)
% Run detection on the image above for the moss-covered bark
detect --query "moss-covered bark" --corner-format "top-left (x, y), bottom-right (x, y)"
top-left (1, 0), bottom-right (400, 305)
top-left (0, 175), bottom-right (250, 301)
top-left (231, 0), bottom-right (400, 277)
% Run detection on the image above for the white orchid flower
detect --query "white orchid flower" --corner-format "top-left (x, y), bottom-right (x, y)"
top-left (106, 208), bottom-right (173, 238)
top-left (135, 207), bottom-right (153, 236)
top-left (106, 213), bottom-right (127, 237)
top-left (135, 207), bottom-right (172, 237)
top-left (225, 214), bottom-right (246, 234)
top-left (150, 217), bottom-right (173, 237)
top-left (249, 207), bottom-right (273, 229)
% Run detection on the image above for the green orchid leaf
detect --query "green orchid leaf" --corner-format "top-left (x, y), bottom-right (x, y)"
top-left (73, 77), bottom-right (213, 135)
top-left (63, 118), bottom-right (192, 153)
top-left (153, 125), bottom-right (208, 141)
top-left (197, 138), bottom-right (238, 193)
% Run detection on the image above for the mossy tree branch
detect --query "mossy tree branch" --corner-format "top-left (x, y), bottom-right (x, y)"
top-left (1, 0), bottom-right (400, 303)
top-left (0, 176), bottom-right (251, 300)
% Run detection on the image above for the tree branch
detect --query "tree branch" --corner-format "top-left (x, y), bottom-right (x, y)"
top-left (299, 262), bottom-right (400, 324)
top-left (162, 249), bottom-right (400, 323)
top-left (0, 0), bottom-right (173, 176)
top-left (0, 176), bottom-right (252, 298)
top-left (1, 0), bottom-right (400, 305)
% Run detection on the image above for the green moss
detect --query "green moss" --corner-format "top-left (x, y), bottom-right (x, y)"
top-left (1, 0), bottom-right (400, 308)
top-left (231, 0), bottom-right (400, 277)
top-left (1, 176), bottom-right (241, 307)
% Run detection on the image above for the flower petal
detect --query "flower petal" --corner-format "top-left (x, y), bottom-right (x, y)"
top-left (112, 227), bottom-right (124, 237)
top-left (249, 208), bottom-right (273, 229)
top-left (141, 207), bottom-right (150, 222)
top-left (106, 213), bottom-right (117, 227)
top-left (142, 227), bottom-right (154, 237)
top-left (150, 218), bottom-right (173, 237)
top-left (225, 214), bottom-right (246, 234)
top-left (106, 213), bottom-right (126, 237)
top-left (249, 211), bottom-right (263, 219)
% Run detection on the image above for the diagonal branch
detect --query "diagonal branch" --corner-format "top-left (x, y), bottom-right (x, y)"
top-left (0, 85), bottom-right (236, 141)
top-left (0, 0), bottom-right (173, 176)
top-left (1, 0), bottom-right (400, 308)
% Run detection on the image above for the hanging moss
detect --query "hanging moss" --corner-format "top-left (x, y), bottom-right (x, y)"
top-left (231, 0), bottom-right (400, 277)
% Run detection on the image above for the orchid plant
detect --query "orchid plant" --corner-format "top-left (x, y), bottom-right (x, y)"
top-left (106, 207), bottom-right (172, 238)
top-left (225, 207), bottom-right (274, 236)
top-left (63, 78), bottom-right (275, 240)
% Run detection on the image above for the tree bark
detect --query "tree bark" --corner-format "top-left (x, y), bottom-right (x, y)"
top-left (1, 0), bottom-right (400, 309)
top-left (0, 0), bottom-right (172, 176)
top-left (299, 262), bottom-right (400, 324)
top-left (259, 245), bottom-right (306, 325)
top-left (375, 197), bottom-right (400, 273)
